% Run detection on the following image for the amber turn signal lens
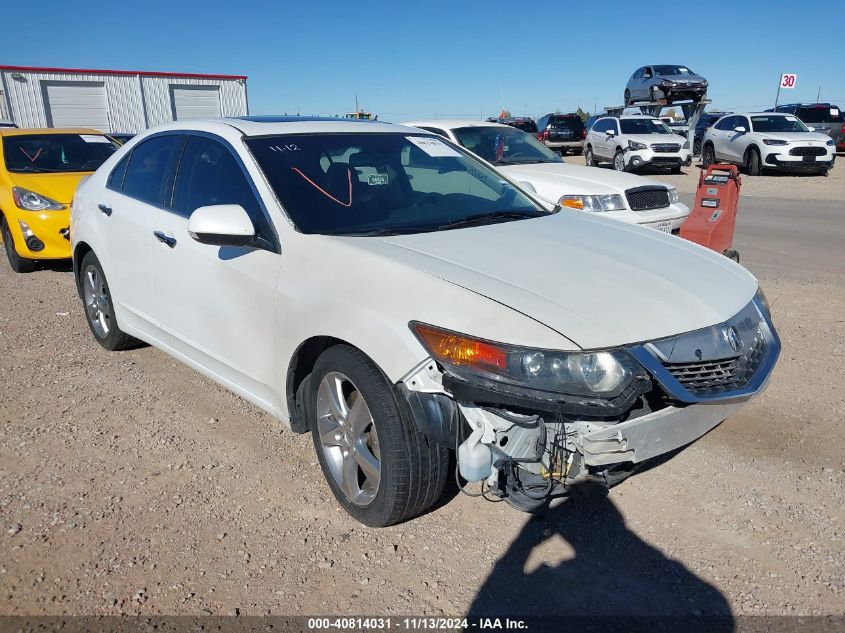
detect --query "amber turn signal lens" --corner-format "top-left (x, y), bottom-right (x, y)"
top-left (413, 324), bottom-right (507, 374)
top-left (559, 196), bottom-right (585, 210)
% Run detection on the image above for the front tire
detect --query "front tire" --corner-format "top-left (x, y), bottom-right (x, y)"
top-left (308, 345), bottom-right (449, 527)
top-left (613, 149), bottom-right (627, 171)
top-left (1, 215), bottom-right (37, 273)
top-left (745, 148), bottom-right (762, 176)
top-left (584, 145), bottom-right (596, 167)
top-left (79, 251), bottom-right (138, 351)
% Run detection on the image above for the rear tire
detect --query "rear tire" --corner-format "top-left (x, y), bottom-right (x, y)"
top-left (1, 215), bottom-right (37, 273)
top-left (308, 345), bottom-right (449, 527)
top-left (745, 148), bottom-right (762, 176)
top-left (584, 145), bottom-right (596, 167)
top-left (693, 138), bottom-right (702, 156)
top-left (702, 143), bottom-right (715, 168)
top-left (79, 251), bottom-right (138, 351)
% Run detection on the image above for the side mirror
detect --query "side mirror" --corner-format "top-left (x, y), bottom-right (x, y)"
top-left (605, 129), bottom-right (616, 137)
top-left (188, 204), bottom-right (256, 247)
top-left (733, 126), bottom-right (747, 134)
top-left (807, 126), bottom-right (816, 132)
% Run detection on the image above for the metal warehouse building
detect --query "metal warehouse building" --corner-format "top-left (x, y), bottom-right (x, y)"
top-left (0, 65), bottom-right (248, 132)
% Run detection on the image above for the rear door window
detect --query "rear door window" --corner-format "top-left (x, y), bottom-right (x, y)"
top-left (121, 135), bottom-right (183, 206)
top-left (795, 106), bottom-right (843, 123)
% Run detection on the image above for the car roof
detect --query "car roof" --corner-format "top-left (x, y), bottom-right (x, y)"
top-left (0, 127), bottom-right (106, 137)
top-left (405, 119), bottom-right (510, 131)
top-left (224, 116), bottom-right (417, 136)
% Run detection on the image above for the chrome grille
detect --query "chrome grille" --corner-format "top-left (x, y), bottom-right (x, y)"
top-left (625, 186), bottom-right (670, 211)
top-left (789, 146), bottom-right (825, 157)
top-left (663, 329), bottom-right (767, 396)
top-left (651, 143), bottom-right (681, 153)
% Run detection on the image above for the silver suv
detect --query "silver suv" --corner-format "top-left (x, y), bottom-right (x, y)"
top-left (585, 115), bottom-right (692, 173)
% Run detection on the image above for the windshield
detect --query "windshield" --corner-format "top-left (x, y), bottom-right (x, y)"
top-left (751, 115), bottom-right (809, 133)
top-left (3, 133), bottom-right (119, 173)
top-left (245, 133), bottom-right (548, 236)
top-left (653, 65), bottom-right (696, 76)
top-left (795, 106), bottom-right (843, 124)
top-left (452, 126), bottom-right (561, 165)
top-left (620, 119), bottom-right (674, 135)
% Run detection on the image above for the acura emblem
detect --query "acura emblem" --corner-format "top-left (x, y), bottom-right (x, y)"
top-left (723, 326), bottom-right (742, 353)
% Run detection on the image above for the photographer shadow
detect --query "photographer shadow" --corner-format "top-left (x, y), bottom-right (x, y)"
top-left (467, 481), bottom-right (733, 630)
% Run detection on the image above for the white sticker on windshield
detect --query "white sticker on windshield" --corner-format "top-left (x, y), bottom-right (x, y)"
top-left (652, 119), bottom-right (664, 124)
top-left (785, 116), bottom-right (798, 121)
top-left (832, 108), bottom-right (840, 117)
top-left (79, 134), bottom-right (111, 143)
top-left (678, 67), bottom-right (689, 72)
top-left (407, 136), bottom-right (461, 158)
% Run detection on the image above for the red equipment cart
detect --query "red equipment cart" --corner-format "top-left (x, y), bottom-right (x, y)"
top-left (680, 164), bottom-right (741, 262)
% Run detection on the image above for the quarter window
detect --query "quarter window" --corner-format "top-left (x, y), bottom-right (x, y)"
top-left (107, 154), bottom-right (130, 191)
top-left (121, 135), bottom-right (183, 206)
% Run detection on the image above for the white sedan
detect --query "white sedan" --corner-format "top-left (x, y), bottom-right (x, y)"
top-left (407, 119), bottom-right (690, 234)
top-left (72, 117), bottom-right (779, 526)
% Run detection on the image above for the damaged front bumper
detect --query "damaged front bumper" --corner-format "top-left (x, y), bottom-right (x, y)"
top-left (399, 294), bottom-right (780, 496)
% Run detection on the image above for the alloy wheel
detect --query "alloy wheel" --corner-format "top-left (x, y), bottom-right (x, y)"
top-left (614, 152), bottom-right (626, 171)
top-left (83, 264), bottom-right (111, 338)
top-left (315, 371), bottom-right (381, 506)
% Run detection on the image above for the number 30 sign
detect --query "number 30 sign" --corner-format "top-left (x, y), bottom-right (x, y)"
top-left (780, 73), bottom-right (797, 89)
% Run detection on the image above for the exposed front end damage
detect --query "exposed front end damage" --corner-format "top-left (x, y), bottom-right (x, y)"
top-left (399, 295), bottom-right (780, 511)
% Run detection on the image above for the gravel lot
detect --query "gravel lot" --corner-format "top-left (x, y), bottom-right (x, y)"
top-left (1, 172), bottom-right (843, 620)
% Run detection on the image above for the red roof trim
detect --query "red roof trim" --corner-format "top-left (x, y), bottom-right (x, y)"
top-left (0, 64), bottom-right (247, 81)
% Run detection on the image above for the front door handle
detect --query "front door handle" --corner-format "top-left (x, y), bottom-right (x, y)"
top-left (153, 231), bottom-right (177, 248)
top-left (98, 204), bottom-right (112, 217)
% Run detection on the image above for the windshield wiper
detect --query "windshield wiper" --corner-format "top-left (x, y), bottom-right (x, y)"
top-left (435, 211), bottom-right (544, 231)
top-left (493, 159), bottom-right (550, 165)
top-left (10, 166), bottom-right (60, 173)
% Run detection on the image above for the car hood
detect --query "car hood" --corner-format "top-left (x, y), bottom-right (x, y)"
top-left (339, 212), bottom-right (758, 349)
top-left (7, 171), bottom-right (93, 205)
top-left (666, 74), bottom-right (707, 84)
top-left (498, 162), bottom-right (668, 196)
top-left (758, 132), bottom-right (831, 144)
top-left (625, 134), bottom-right (684, 147)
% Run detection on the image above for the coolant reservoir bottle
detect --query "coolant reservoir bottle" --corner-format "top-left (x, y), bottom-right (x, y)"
top-left (458, 426), bottom-right (493, 482)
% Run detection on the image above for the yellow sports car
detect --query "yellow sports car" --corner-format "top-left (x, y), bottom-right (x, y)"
top-left (0, 127), bottom-right (120, 272)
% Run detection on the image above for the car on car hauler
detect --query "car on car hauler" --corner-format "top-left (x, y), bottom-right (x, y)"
top-left (407, 120), bottom-right (689, 234)
top-left (71, 117), bottom-right (780, 526)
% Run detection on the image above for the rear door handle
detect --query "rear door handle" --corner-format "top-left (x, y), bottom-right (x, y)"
top-left (153, 231), bottom-right (177, 248)
top-left (98, 204), bottom-right (112, 217)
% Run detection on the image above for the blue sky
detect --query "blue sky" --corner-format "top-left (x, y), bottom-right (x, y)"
top-left (2, 0), bottom-right (843, 121)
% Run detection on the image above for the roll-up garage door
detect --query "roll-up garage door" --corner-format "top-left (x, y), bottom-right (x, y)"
top-left (43, 81), bottom-right (110, 130)
top-left (170, 85), bottom-right (222, 120)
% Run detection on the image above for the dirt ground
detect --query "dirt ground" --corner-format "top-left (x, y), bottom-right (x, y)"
top-left (1, 171), bottom-right (843, 621)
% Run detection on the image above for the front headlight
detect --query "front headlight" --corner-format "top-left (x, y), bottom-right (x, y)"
top-left (559, 194), bottom-right (626, 212)
top-left (682, 140), bottom-right (690, 149)
top-left (12, 187), bottom-right (65, 211)
top-left (629, 141), bottom-right (647, 151)
top-left (762, 139), bottom-right (788, 146)
top-left (667, 187), bottom-right (680, 204)
top-left (411, 322), bottom-right (640, 398)
top-left (826, 140), bottom-right (835, 146)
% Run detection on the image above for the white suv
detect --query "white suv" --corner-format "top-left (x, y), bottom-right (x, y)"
top-left (585, 115), bottom-right (692, 173)
top-left (407, 120), bottom-right (689, 234)
top-left (702, 112), bottom-right (835, 176)
top-left (72, 117), bottom-right (779, 526)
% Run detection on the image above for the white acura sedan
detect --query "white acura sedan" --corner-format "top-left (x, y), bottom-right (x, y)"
top-left (407, 120), bottom-right (690, 234)
top-left (72, 117), bottom-right (779, 526)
